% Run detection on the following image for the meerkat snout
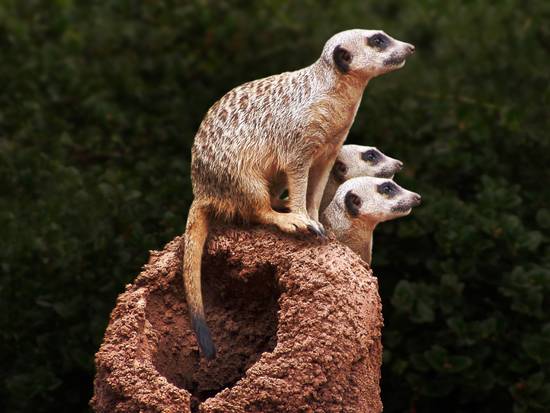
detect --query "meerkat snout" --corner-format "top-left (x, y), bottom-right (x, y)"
top-left (321, 176), bottom-right (420, 264)
top-left (359, 147), bottom-right (404, 179)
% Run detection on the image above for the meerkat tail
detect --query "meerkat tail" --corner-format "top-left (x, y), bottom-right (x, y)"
top-left (183, 201), bottom-right (216, 360)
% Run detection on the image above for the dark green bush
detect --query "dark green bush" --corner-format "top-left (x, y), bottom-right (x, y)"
top-left (1, 1), bottom-right (548, 412)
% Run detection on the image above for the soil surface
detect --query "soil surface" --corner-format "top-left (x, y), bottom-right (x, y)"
top-left (91, 226), bottom-right (383, 412)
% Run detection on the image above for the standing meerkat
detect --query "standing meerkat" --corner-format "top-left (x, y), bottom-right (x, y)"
top-left (272, 145), bottom-right (404, 212)
top-left (321, 176), bottom-right (421, 265)
top-left (184, 29), bottom-right (415, 359)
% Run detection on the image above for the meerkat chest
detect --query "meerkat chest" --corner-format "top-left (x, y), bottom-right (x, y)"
top-left (306, 94), bottom-right (362, 156)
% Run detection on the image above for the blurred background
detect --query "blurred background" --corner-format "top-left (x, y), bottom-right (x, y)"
top-left (1, 1), bottom-right (549, 412)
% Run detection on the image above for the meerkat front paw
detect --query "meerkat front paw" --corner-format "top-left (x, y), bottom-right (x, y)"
top-left (275, 213), bottom-right (326, 238)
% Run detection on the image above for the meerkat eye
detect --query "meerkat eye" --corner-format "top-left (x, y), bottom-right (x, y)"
top-left (367, 34), bottom-right (390, 50)
top-left (377, 182), bottom-right (398, 197)
top-left (361, 149), bottom-right (380, 163)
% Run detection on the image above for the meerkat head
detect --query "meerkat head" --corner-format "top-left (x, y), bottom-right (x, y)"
top-left (321, 29), bottom-right (415, 79)
top-left (327, 176), bottom-right (421, 230)
top-left (332, 145), bottom-right (404, 183)
top-left (322, 177), bottom-right (420, 264)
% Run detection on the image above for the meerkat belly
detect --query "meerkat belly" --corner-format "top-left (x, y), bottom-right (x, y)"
top-left (192, 121), bottom-right (298, 202)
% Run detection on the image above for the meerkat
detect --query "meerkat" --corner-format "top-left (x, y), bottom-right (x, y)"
top-left (321, 176), bottom-right (421, 265)
top-left (184, 29), bottom-right (415, 359)
top-left (271, 144), bottom-right (404, 212)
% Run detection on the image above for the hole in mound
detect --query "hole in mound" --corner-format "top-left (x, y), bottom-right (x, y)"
top-left (146, 250), bottom-right (280, 407)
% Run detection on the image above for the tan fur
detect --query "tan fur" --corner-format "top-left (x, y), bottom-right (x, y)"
top-left (183, 29), bottom-right (414, 357)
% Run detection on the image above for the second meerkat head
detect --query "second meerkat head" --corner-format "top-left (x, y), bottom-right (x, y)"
top-left (326, 176), bottom-right (421, 229)
top-left (321, 29), bottom-right (415, 79)
top-left (332, 145), bottom-right (404, 183)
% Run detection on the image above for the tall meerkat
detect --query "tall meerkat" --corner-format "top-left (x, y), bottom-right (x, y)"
top-left (321, 176), bottom-right (421, 264)
top-left (272, 145), bottom-right (404, 212)
top-left (184, 29), bottom-right (415, 359)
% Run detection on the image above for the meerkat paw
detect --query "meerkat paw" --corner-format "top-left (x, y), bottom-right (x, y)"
top-left (276, 213), bottom-right (326, 238)
top-left (316, 221), bottom-right (326, 235)
top-left (307, 222), bottom-right (327, 238)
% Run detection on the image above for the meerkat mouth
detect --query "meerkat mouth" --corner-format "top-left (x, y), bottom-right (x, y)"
top-left (383, 54), bottom-right (407, 67)
top-left (375, 170), bottom-right (395, 179)
top-left (391, 204), bottom-right (413, 214)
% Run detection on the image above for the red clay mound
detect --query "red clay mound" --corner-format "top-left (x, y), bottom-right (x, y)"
top-left (91, 226), bottom-right (383, 412)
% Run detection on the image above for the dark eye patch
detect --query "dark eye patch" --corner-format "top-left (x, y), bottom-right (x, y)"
top-left (377, 181), bottom-right (400, 198)
top-left (361, 149), bottom-right (381, 164)
top-left (333, 45), bottom-right (353, 73)
top-left (344, 190), bottom-right (362, 217)
top-left (367, 33), bottom-right (391, 50)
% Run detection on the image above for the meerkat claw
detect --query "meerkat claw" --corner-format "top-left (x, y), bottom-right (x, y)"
top-left (307, 224), bottom-right (321, 237)
top-left (318, 222), bottom-right (327, 237)
top-left (307, 223), bottom-right (326, 239)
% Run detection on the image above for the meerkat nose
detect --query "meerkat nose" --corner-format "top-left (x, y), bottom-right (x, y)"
top-left (407, 44), bottom-right (416, 54)
top-left (397, 161), bottom-right (404, 170)
top-left (412, 194), bottom-right (422, 206)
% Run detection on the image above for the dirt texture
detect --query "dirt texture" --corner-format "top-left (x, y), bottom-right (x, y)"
top-left (91, 226), bottom-right (383, 413)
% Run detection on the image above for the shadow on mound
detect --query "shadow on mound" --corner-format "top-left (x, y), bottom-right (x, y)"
top-left (147, 251), bottom-right (280, 408)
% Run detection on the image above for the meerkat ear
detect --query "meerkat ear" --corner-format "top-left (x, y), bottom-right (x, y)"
top-left (332, 160), bottom-right (348, 183)
top-left (333, 45), bottom-right (353, 73)
top-left (344, 190), bottom-right (362, 217)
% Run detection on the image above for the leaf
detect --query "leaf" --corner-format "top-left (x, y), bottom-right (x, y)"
top-left (412, 300), bottom-right (435, 323)
top-left (424, 345), bottom-right (447, 372)
top-left (445, 355), bottom-right (473, 373)
top-left (391, 280), bottom-right (415, 312)
top-left (536, 209), bottom-right (550, 229)
top-left (522, 336), bottom-right (550, 363)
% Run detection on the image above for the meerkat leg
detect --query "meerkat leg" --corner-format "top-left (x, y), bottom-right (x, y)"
top-left (284, 165), bottom-right (325, 236)
top-left (285, 165), bottom-right (310, 214)
top-left (306, 154), bottom-right (338, 222)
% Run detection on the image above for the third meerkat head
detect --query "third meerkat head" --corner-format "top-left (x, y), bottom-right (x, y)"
top-left (332, 145), bottom-right (404, 183)
top-left (321, 29), bottom-right (415, 79)
top-left (329, 176), bottom-right (421, 228)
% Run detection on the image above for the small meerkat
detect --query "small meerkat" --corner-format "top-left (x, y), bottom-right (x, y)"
top-left (321, 176), bottom-right (421, 265)
top-left (184, 29), bottom-right (415, 359)
top-left (272, 145), bottom-right (403, 212)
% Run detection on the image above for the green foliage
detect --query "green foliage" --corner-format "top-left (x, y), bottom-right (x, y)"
top-left (0, 1), bottom-right (548, 412)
